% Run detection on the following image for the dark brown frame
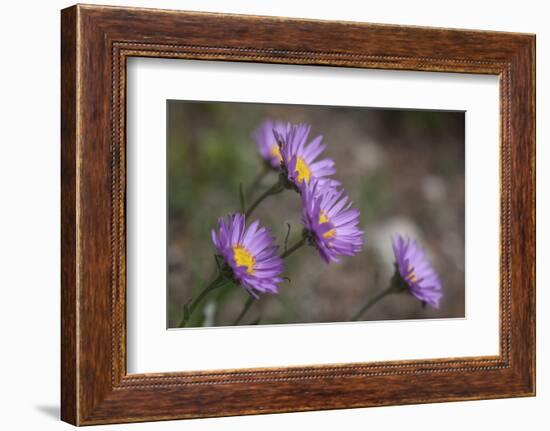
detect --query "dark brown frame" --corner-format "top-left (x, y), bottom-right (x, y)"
top-left (61, 4), bottom-right (536, 426)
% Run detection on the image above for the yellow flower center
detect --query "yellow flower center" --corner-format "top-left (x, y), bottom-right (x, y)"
top-left (319, 211), bottom-right (336, 239)
top-left (270, 145), bottom-right (282, 162)
top-left (406, 266), bottom-right (417, 283)
top-left (232, 245), bottom-right (256, 274)
top-left (295, 157), bottom-right (311, 183)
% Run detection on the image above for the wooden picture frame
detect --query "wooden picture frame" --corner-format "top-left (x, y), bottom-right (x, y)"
top-left (61, 4), bottom-right (535, 425)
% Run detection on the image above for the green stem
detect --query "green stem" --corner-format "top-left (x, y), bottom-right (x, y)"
top-left (351, 285), bottom-right (397, 321)
top-left (233, 295), bottom-right (255, 325)
top-left (245, 179), bottom-right (283, 218)
top-left (178, 273), bottom-right (226, 327)
top-left (246, 165), bottom-right (270, 198)
top-left (280, 237), bottom-right (307, 259)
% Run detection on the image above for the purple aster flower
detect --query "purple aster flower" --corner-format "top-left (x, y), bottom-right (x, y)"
top-left (391, 235), bottom-right (443, 308)
top-left (211, 213), bottom-right (284, 297)
top-left (274, 122), bottom-right (339, 191)
top-left (301, 180), bottom-right (364, 263)
top-left (253, 119), bottom-right (286, 169)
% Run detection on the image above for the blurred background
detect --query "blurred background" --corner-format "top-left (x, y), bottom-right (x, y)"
top-left (167, 100), bottom-right (465, 327)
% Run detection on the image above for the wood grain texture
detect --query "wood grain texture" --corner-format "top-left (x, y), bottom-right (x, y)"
top-left (60, 5), bottom-right (78, 425)
top-left (60, 4), bottom-right (535, 425)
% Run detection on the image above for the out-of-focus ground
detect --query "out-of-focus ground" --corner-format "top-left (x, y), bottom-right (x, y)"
top-left (167, 101), bottom-right (465, 327)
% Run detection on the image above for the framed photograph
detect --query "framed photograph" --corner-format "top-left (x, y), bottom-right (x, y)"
top-left (61, 4), bottom-right (535, 425)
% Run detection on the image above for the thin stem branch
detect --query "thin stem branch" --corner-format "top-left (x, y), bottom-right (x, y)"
top-left (246, 165), bottom-right (270, 197)
top-left (233, 295), bottom-right (255, 326)
top-left (178, 273), bottom-right (225, 327)
top-left (245, 180), bottom-right (283, 218)
top-left (280, 237), bottom-right (307, 259)
top-left (284, 223), bottom-right (291, 253)
top-left (351, 285), bottom-right (396, 321)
